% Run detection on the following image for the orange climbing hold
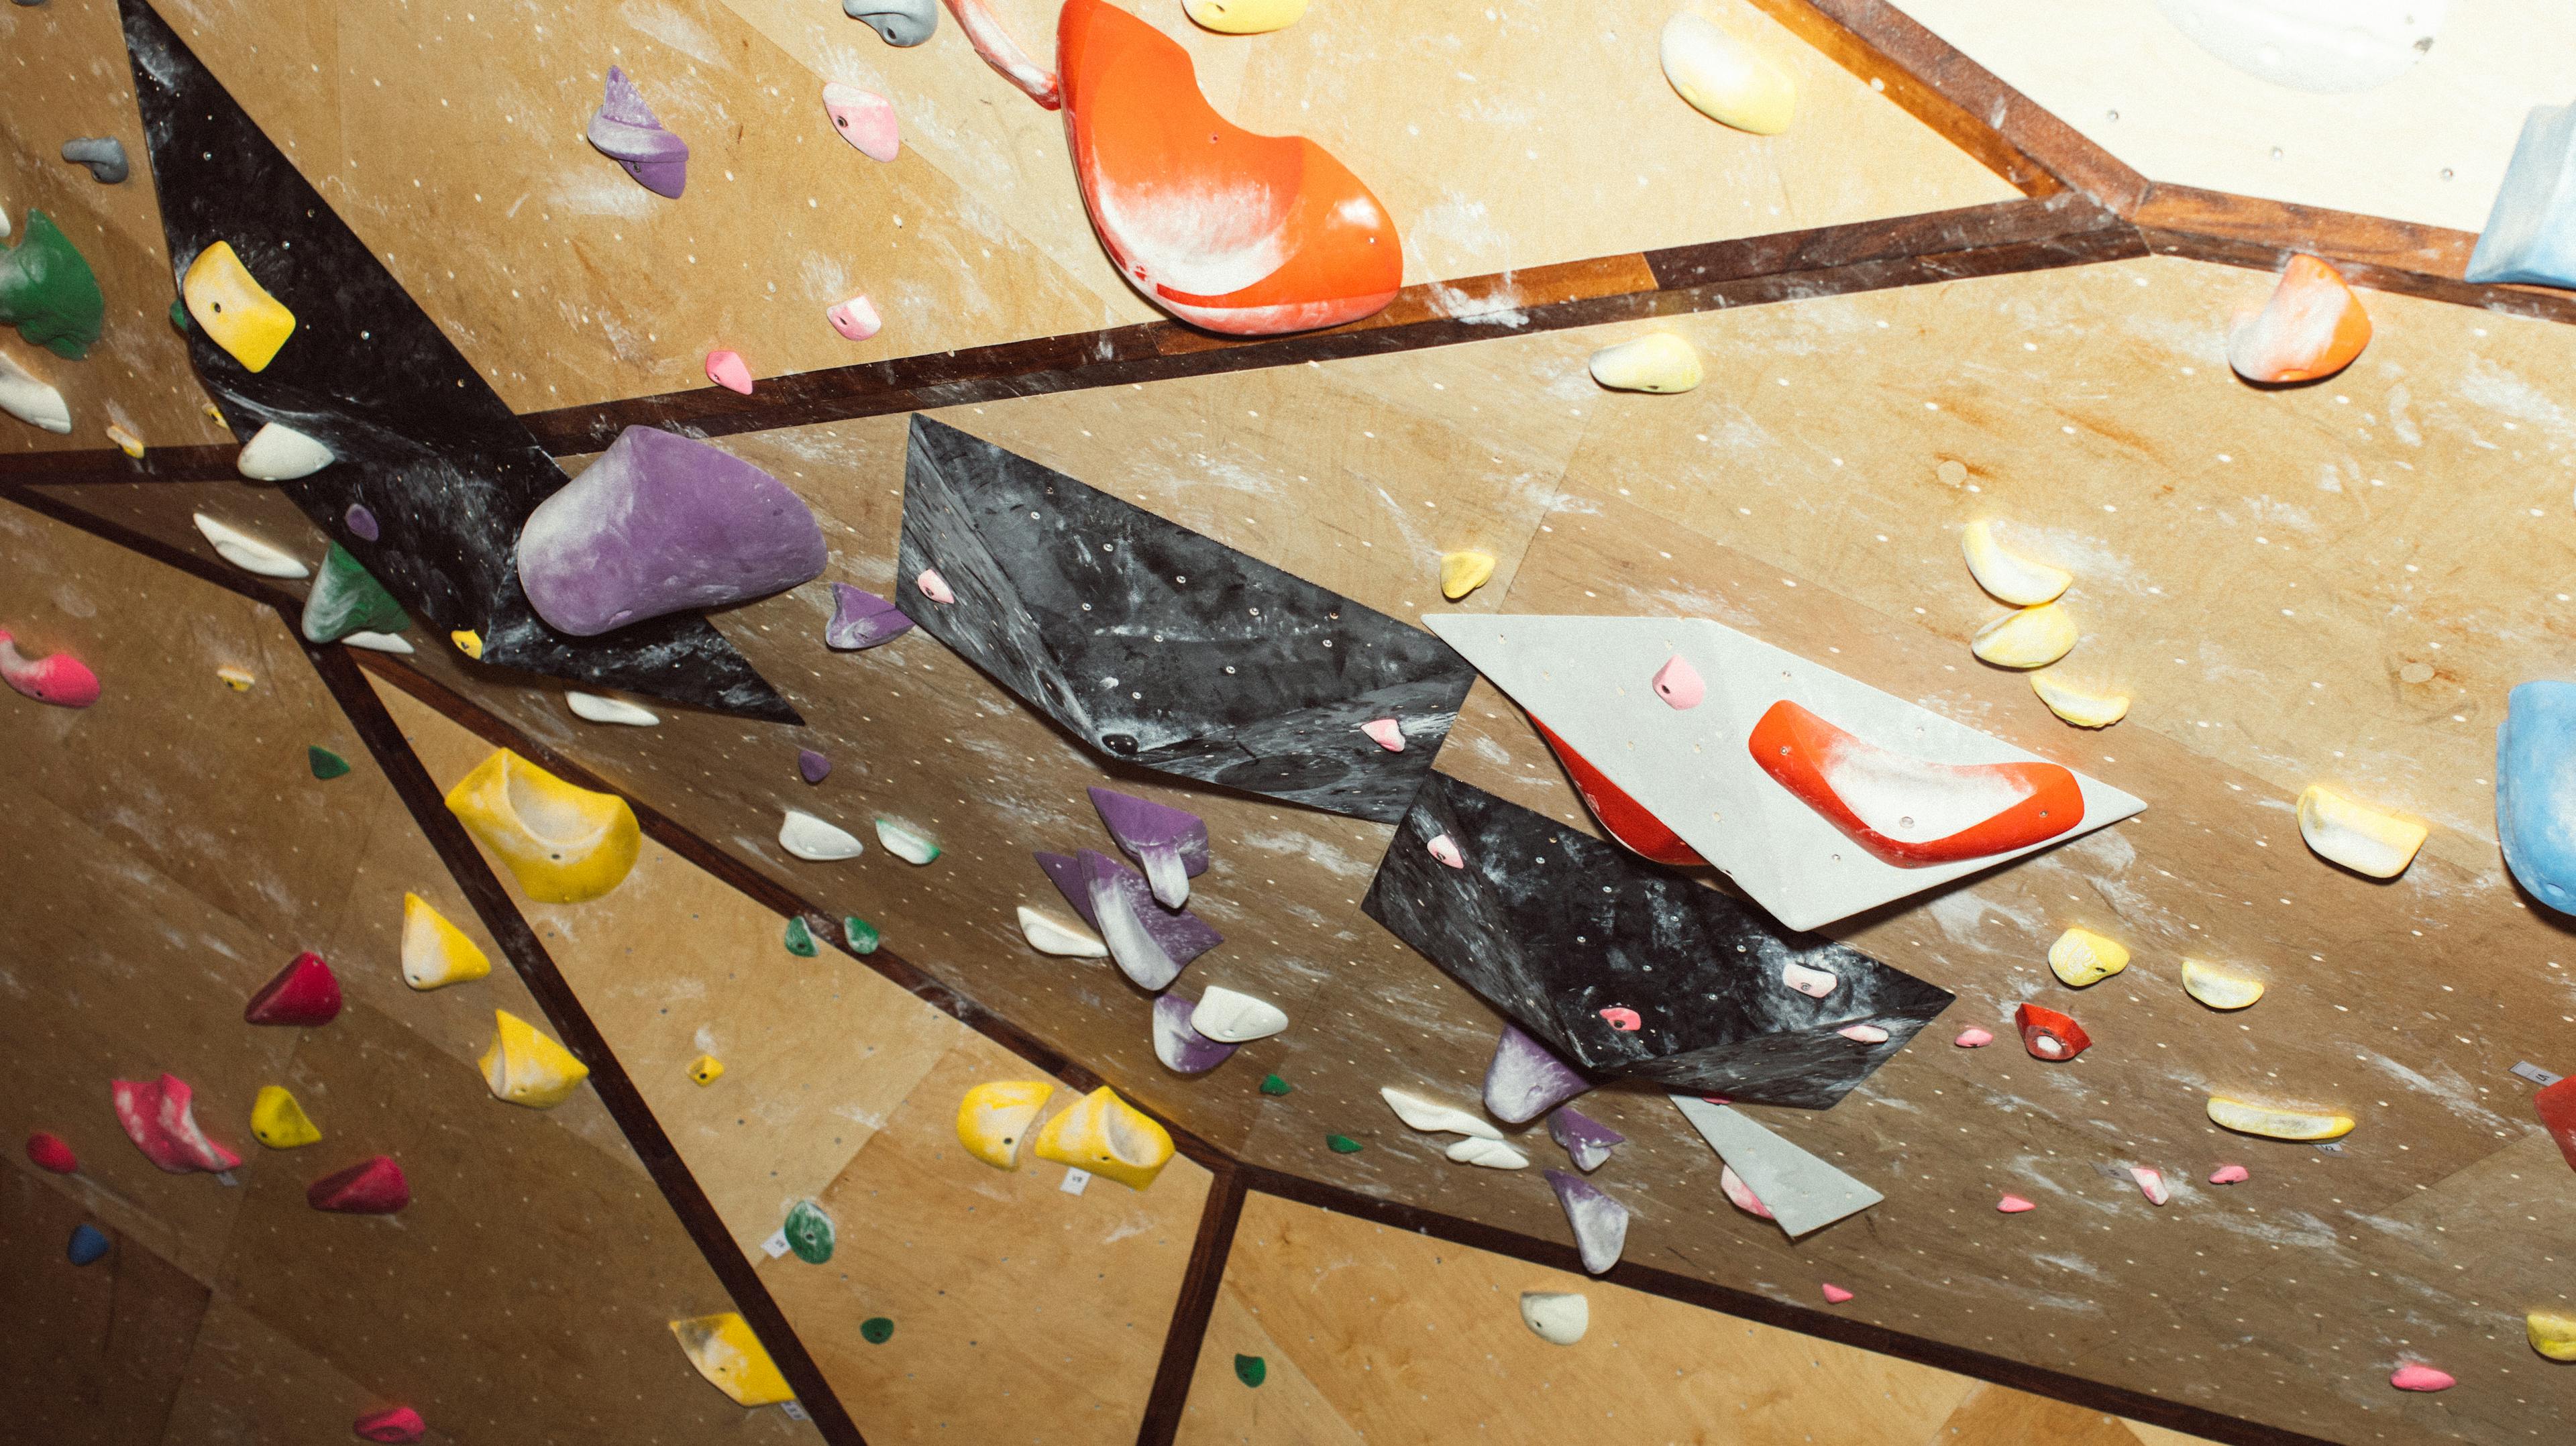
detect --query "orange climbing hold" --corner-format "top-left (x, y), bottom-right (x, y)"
top-left (1532, 718), bottom-right (1705, 867)
top-left (2228, 256), bottom-right (2371, 384)
top-left (2015, 1002), bottom-right (2091, 1061)
top-left (1059, 0), bottom-right (1401, 335)
top-left (1748, 700), bottom-right (2084, 865)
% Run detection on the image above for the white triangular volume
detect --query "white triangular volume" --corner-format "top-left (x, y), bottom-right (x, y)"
top-left (1670, 1096), bottom-right (1880, 1239)
top-left (1379, 1087), bottom-right (1503, 1141)
top-left (566, 691), bottom-right (661, 726)
top-left (780, 809), bottom-right (865, 861)
top-left (235, 422), bottom-right (336, 480)
top-left (192, 512), bottom-right (313, 579)
top-left (1446, 1136), bottom-right (1530, 1169)
top-left (1190, 986), bottom-right (1287, 1043)
top-left (339, 630), bottom-right (415, 654)
top-left (0, 351), bottom-right (71, 433)
top-left (1423, 614), bottom-right (2146, 932)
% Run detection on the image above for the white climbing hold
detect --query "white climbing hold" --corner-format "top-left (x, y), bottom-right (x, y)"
top-left (235, 422), bottom-right (335, 480)
top-left (1970, 603), bottom-right (2078, 669)
top-left (1191, 985), bottom-right (1287, 1043)
top-left (1426, 834), bottom-right (1464, 869)
top-left (341, 631), bottom-right (414, 655)
top-left (1960, 520), bottom-right (2070, 606)
top-left (1361, 718), bottom-right (1406, 752)
top-left (780, 808), bottom-right (865, 861)
top-left (1379, 1086), bottom-right (1503, 1141)
top-left (0, 351), bottom-right (70, 433)
top-left (1780, 962), bottom-right (1838, 997)
top-left (1017, 905), bottom-right (1107, 957)
top-left (2296, 783), bottom-right (2426, 878)
top-left (1446, 1136), bottom-right (1530, 1169)
top-left (2030, 671), bottom-right (2130, 728)
top-left (566, 691), bottom-right (660, 726)
top-left (875, 818), bottom-right (940, 865)
top-left (1518, 1291), bottom-right (1589, 1346)
top-left (2153, 0), bottom-right (2443, 95)
top-left (2131, 1166), bottom-right (2171, 1206)
top-left (193, 513), bottom-right (311, 579)
top-left (2180, 958), bottom-right (2265, 1010)
top-left (1836, 1023), bottom-right (1889, 1044)
top-left (1587, 333), bottom-right (1703, 394)
top-left (1659, 11), bottom-right (1796, 135)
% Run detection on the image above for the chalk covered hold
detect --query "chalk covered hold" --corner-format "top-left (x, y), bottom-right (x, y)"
top-left (401, 893), bottom-right (492, 989)
top-left (957, 1080), bottom-right (1055, 1168)
top-left (1544, 1168), bottom-right (1629, 1275)
top-left (1153, 993), bottom-right (1238, 1073)
top-left (2229, 256), bottom-right (2371, 383)
top-left (2467, 101), bottom-right (2576, 288)
top-left (1032, 1084), bottom-right (1173, 1189)
top-left (824, 583), bottom-right (912, 650)
top-left (112, 1074), bottom-right (239, 1174)
top-left (447, 749), bottom-right (641, 902)
top-left (669, 1313), bottom-right (794, 1406)
top-left (1089, 787), bottom-right (1210, 907)
top-left (2498, 680), bottom-right (2576, 913)
top-left (480, 1009), bottom-right (591, 1108)
top-left (1660, 11), bottom-right (1795, 134)
top-left (1484, 1022), bottom-right (1590, 1125)
top-left (2297, 783), bottom-right (2425, 879)
top-left (0, 629), bottom-right (100, 708)
top-left (588, 67), bottom-right (689, 198)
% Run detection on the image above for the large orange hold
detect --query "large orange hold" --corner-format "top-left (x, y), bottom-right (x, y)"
top-left (1059, 0), bottom-right (1402, 335)
top-left (1748, 700), bottom-right (2084, 865)
top-left (1531, 718), bottom-right (1707, 868)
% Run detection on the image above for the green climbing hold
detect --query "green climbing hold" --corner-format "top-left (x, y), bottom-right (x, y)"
top-left (1259, 1074), bottom-right (1291, 1097)
top-left (843, 916), bottom-right (880, 955)
top-left (307, 746), bottom-right (352, 780)
top-left (1234, 1354), bottom-right (1266, 1388)
top-left (0, 211), bottom-right (107, 359)
top-left (783, 1199), bottom-right (835, 1264)
top-left (1326, 1133), bottom-right (1362, 1154)
top-left (168, 297), bottom-right (190, 333)
top-left (783, 916), bottom-right (818, 957)
top-left (859, 1317), bottom-right (894, 1345)
top-left (302, 544), bottom-right (411, 645)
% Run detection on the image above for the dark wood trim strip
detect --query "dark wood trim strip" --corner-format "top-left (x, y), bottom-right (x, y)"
top-left (1133, 1164), bottom-right (1246, 1446)
top-left (0, 443), bottom-right (240, 485)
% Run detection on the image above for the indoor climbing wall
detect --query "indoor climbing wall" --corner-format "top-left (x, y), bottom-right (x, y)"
top-left (5, 0), bottom-right (2576, 1444)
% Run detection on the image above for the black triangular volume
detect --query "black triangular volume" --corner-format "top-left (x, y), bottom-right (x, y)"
top-left (118, 0), bottom-right (800, 724)
top-left (896, 416), bottom-right (1478, 822)
top-left (1362, 773), bottom-right (1954, 1109)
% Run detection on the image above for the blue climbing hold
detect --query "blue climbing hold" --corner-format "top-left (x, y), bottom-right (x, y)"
top-left (66, 1223), bottom-right (109, 1266)
top-left (2499, 681), bottom-right (2576, 913)
top-left (2467, 104), bottom-right (2576, 289)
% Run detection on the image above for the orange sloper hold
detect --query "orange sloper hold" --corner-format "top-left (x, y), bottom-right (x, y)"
top-left (2228, 256), bottom-right (2371, 384)
top-left (1058, 0), bottom-right (1401, 335)
top-left (1531, 718), bottom-right (1706, 868)
top-left (1748, 700), bottom-right (2084, 865)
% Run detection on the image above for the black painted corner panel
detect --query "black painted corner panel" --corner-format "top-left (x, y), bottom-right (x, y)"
top-left (117, 0), bottom-right (798, 722)
top-left (894, 416), bottom-right (1477, 822)
top-left (1362, 773), bottom-right (1952, 1109)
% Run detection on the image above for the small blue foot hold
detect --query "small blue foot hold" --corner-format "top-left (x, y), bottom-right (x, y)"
top-left (2468, 104), bottom-right (2576, 288)
top-left (66, 1223), bottom-right (109, 1266)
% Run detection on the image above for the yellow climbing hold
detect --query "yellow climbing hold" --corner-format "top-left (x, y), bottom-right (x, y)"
top-left (956, 1080), bottom-right (1055, 1170)
top-left (182, 241), bottom-right (297, 373)
top-left (2526, 1309), bottom-right (2576, 1361)
top-left (451, 630), bottom-right (484, 659)
top-left (105, 423), bottom-right (145, 459)
top-left (1961, 520), bottom-right (2070, 606)
top-left (400, 891), bottom-right (492, 991)
top-left (2206, 1094), bottom-right (2355, 1141)
top-left (1032, 1085), bottom-right (1173, 1190)
top-left (1587, 333), bottom-right (1703, 394)
top-left (443, 748), bottom-right (640, 903)
top-left (2047, 928), bottom-right (2129, 987)
top-left (248, 1084), bottom-right (322, 1149)
top-left (2296, 783), bottom-right (2426, 879)
top-left (1660, 12), bottom-right (1797, 135)
top-left (216, 665), bottom-right (256, 691)
top-left (2180, 958), bottom-right (2264, 1011)
top-left (1970, 602), bottom-right (2078, 669)
top-left (480, 1008), bottom-right (591, 1108)
top-left (688, 1054), bottom-right (725, 1086)
top-left (669, 1313), bottom-right (794, 1407)
top-left (1181, 0), bottom-right (1305, 34)
top-left (2030, 671), bottom-right (2129, 728)
top-left (1439, 550), bottom-right (1496, 601)
top-left (201, 401), bottom-right (230, 430)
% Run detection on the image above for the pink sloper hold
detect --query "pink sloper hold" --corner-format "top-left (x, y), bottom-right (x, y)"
top-left (1719, 1164), bottom-right (1772, 1220)
top-left (2131, 1166), bottom-right (2170, 1206)
top-left (1954, 1027), bottom-right (1994, 1048)
top-left (309, 1155), bottom-right (411, 1214)
top-left (1837, 1023), bottom-right (1889, 1044)
top-left (112, 1074), bottom-right (240, 1174)
top-left (1820, 1283), bottom-right (1855, 1304)
top-left (353, 1406), bottom-right (427, 1443)
top-left (821, 81), bottom-right (899, 161)
top-left (2208, 1164), bottom-right (2250, 1185)
top-left (1997, 1194), bottom-right (2035, 1213)
top-left (0, 630), bottom-right (101, 708)
top-left (26, 1131), bottom-right (78, 1174)
top-left (1426, 834), bottom-right (1464, 869)
top-left (1651, 654), bottom-right (1704, 710)
top-left (2390, 1364), bottom-right (2455, 1392)
top-left (828, 294), bottom-right (883, 341)
top-left (916, 568), bottom-right (955, 604)
top-left (1361, 718), bottom-right (1405, 752)
top-left (1598, 1007), bottom-right (1642, 1032)
top-left (943, 0), bottom-right (1060, 107)
top-left (705, 350), bottom-right (753, 395)
top-left (243, 951), bottom-right (342, 1026)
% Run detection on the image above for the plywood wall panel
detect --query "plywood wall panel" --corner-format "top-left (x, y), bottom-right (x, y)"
top-left (0, 1168), bottom-right (209, 1446)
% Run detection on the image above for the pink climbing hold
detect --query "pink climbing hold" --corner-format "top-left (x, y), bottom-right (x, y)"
top-left (916, 568), bottom-right (955, 604)
top-left (308, 1155), bottom-right (411, 1215)
top-left (1719, 1163), bottom-right (1772, 1219)
top-left (1361, 718), bottom-right (1406, 753)
top-left (1598, 1007), bottom-right (1642, 1032)
top-left (1997, 1194), bottom-right (2035, 1213)
top-left (1837, 1023), bottom-right (1890, 1044)
top-left (353, 1407), bottom-right (427, 1443)
top-left (1426, 834), bottom-right (1464, 869)
top-left (2131, 1166), bottom-right (2170, 1206)
top-left (112, 1074), bottom-right (240, 1174)
top-left (705, 350), bottom-right (753, 395)
top-left (1954, 1027), bottom-right (1994, 1048)
top-left (26, 1131), bottom-right (78, 1174)
top-left (0, 629), bottom-right (101, 708)
top-left (1820, 1283), bottom-right (1855, 1304)
top-left (821, 81), bottom-right (900, 162)
top-left (2390, 1364), bottom-right (2455, 1392)
top-left (2208, 1164), bottom-right (2250, 1186)
top-left (244, 951), bottom-right (343, 1026)
top-left (1651, 654), bottom-right (1705, 710)
top-left (828, 294), bottom-right (883, 342)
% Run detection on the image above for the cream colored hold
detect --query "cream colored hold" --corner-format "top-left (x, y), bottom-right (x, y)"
top-left (2047, 928), bottom-right (2129, 987)
top-left (1017, 904), bottom-right (1107, 957)
top-left (2296, 784), bottom-right (2425, 878)
top-left (1181, 0), bottom-right (1305, 34)
top-left (1659, 12), bottom-right (1795, 135)
top-left (1971, 603), bottom-right (2078, 668)
top-left (2206, 1093), bottom-right (2355, 1141)
top-left (1379, 1086), bottom-right (1503, 1140)
top-left (1439, 550), bottom-right (1495, 600)
top-left (2031, 672), bottom-right (2129, 728)
top-left (779, 808), bottom-right (865, 861)
top-left (1960, 520), bottom-right (2069, 606)
top-left (1446, 1136), bottom-right (1530, 1169)
top-left (235, 422), bottom-right (335, 480)
top-left (400, 892), bottom-right (492, 990)
top-left (1587, 333), bottom-right (1702, 394)
top-left (193, 512), bottom-right (311, 579)
top-left (1191, 985), bottom-right (1288, 1042)
top-left (566, 691), bottom-right (660, 726)
top-left (956, 1080), bottom-right (1054, 1169)
top-left (1519, 1291), bottom-right (1589, 1345)
top-left (0, 351), bottom-right (70, 433)
top-left (2180, 957), bottom-right (2264, 1010)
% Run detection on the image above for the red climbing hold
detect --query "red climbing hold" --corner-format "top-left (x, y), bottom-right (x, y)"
top-left (2014, 1003), bottom-right (2090, 1062)
top-left (25, 1131), bottom-right (78, 1174)
top-left (353, 1406), bottom-right (427, 1443)
top-left (1532, 718), bottom-right (1707, 867)
top-left (307, 1156), bottom-right (411, 1214)
top-left (1748, 699), bottom-right (2084, 865)
top-left (244, 951), bottom-right (343, 1026)
top-left (2535, 1075), bottom-right (2576, 1174)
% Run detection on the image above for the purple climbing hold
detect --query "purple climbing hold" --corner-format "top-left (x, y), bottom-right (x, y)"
top-left (1544, 1168), bottom-right (1629, 1276)
top-left (344, 504), bottom-right (379, 542)
top-left (798, 748), bottom-right (833, 785)
top-left (515, 427), bottom-right (826, 637)
top-left (824, 582), bottom-right (914, 650)
top-left (1087, 787), bottom-right (1210, 907)
top-left (1484, 1022), bottom-right (1590, 1125)
top-left (1152, 992), bottom-right (1238, 1074)
top-left (1547, 1105), bottom-right (1625, 1172)
top-left (1034, 849), bottom-right (1220, 989)
top-left (587, 67), bottom-right (689, 198)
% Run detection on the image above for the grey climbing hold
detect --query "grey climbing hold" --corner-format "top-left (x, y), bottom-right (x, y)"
top-left (61, 138), bottom-right (128, 184)
top-left (845, 0), bottom-right (937, 45)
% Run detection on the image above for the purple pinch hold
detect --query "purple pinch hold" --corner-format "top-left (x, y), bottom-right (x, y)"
top-left (798, 748), bottom-right (832, 785)
top-left (1087, 787), bottom-right (1210, 907)
top-left (1152, 992), bottom-right (1237, 1074)
top-left (343, 504), bottom-right (379, 543)
top-left (1547, 1105), bottom-right (1625, 1173)
top-left (1544, 1169), bottom-right (1629, 1276)
top-left (1085, 848), bottom-right (1183, 990)
top-left (1035, 850), bottom-right (1220, 987)
top-left (587, 66), bottom-right (690, 198)
top-left (824, 582), bottom-right (914, 651)
top-left (1483, 1022), bottom-right (1590, 1125)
